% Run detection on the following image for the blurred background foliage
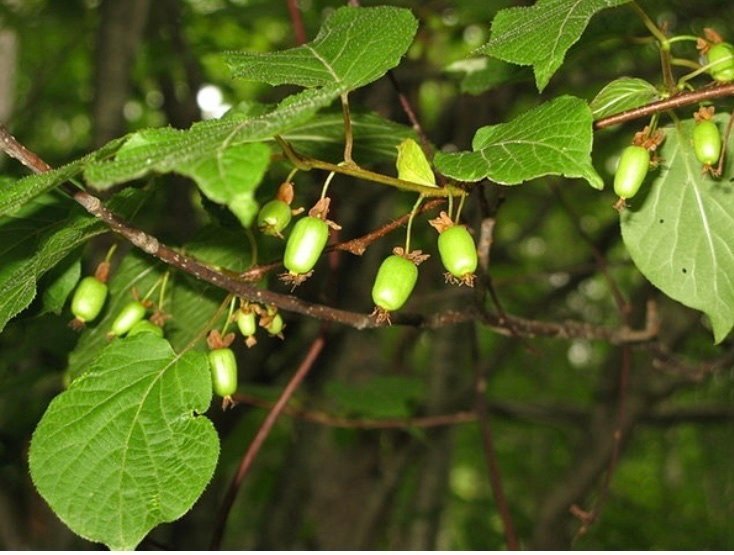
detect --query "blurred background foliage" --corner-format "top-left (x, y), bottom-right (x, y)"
top-left (1, 0), bottom-right (733, 549)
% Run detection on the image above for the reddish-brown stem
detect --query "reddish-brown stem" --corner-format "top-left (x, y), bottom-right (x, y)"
top-left (473, 334), bottom-right (519, 550)
top-left (550, 183), bottom-right (630, 319)
top-left (234, 391), bottom-right (478, 428)
top-left (0, 129), bottom-right (660, 340)
top-left (572, 345), bottom-right (631, 542)
top-left (209, 334), bottom-right (325, 550)
top-left (594, 83), bottom-right (734, 128)
top-left (285, 0), bottom-right (306, 46)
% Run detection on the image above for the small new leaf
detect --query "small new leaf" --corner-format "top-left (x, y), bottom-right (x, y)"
top-left (480, 0), bottom-right (630, 91)
top-left (396, 138), bottom-right (436, 187)
top-left (433, 96), bottom-right (603, 189)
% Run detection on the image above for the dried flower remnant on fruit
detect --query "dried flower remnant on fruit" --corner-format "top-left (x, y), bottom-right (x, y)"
top-left (280, 197), bottom-right (341, 288)
top-left (371, 247), bottom-right (428, 325)
top-left (429, 211), bottom-right (478, 287)
top-left (207, 329), bottom-right (237, 410)
top-left (693, 106), bottom-right (722, 175)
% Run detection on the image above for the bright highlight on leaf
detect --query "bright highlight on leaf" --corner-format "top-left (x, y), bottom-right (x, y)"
top-left (479, 0), bottom-right (630, 91)
top-left (433, 96), bottom-right (603, 189)
top-left (590, 77), bottom-right (661, 119)
top-left (396, 138), bottom-right (436, 187)
top-left (29, 334), bottom-right (219, 551)
top-left (620, 114), bottom-right (734, 343)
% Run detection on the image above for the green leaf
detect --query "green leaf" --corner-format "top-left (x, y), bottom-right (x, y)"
top-left (280, 111), bottom-right (417, 162)
top-left (29, 333), bottom-right (218, 550)
top-left (396, 138), bottom-right (436, 187)
top-left (479, 0), bottom-right (630, 91)
top-left (434, 96), bottom-right (603, 189)
top-left (225, 6), bottom-right (418, 92)
top-left (0, 191), bottom-right (144, 333)
top-left (66, 225), bottom-right (251, 381)
top-left (115, 130), bottom-right (271, 227)
top-left (324, 376), bottom-right (425, 419)
top-left (0, 137), bottom-right (126, 217)
top-left (590, 77), bottom-right (660, 119)
top-left (182, 142), bottom-right (271, 227)
top-left (620, 115), bottom-right (734, 343)
top-left (85, 86), bottom-right (337, 190)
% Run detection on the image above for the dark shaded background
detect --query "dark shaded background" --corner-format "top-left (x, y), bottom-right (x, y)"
top-left (1, 0), bottom-right (733, 549)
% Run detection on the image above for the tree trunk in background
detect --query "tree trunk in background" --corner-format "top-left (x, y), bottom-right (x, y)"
top-left (92, 0), bottom-right (151, 147)
top-left (0, 29), bottom-right (17, 125)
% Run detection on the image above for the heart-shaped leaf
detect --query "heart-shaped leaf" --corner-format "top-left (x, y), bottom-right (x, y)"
top-left (621, 115), bottom-right (734, 343)
top-left (29, 334), bottom-right (219, 550)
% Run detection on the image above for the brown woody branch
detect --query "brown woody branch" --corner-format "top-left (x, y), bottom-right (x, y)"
top-left (0, 125), bottom-right (661, 343)
top-left (594, 82), bottom-right (734, 129)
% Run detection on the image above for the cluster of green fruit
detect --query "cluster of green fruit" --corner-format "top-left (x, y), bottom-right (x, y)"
top-left (255, 139), bottom-right (479, 322)
top-left (207, 301), bottom-right (284, 409)
top-left (69, 261), bottom-right (165, 338)
top-left (613, 106), bottom-right (723, 208)
top-left (612, 29), bottom-right (733, 208)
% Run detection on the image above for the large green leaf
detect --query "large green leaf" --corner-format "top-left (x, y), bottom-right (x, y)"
top-left (0, 191), bottom-right (143, 333)
top-left (29, 333), bottom-right (218, 550)
top-left (434, 96), bottom-right (603, 189)
top-left (113, 129), bottom-right (272, 227)
top-left (621, 115), bottom-right (734, 343)
top-left (84, 85), bottom-right (339, 190)
top-left (225, 6), bottom-right (417, 92)
top-left (479, 0), bottom-right (630, 91)
top-left (590, 77), bottom-right (660, 119)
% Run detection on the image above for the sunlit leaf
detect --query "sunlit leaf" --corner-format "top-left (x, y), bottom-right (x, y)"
top-left (396, 138), bottom-right (436, 187)
top-left (479, 0), bottom-right (630, 91)
top-left (590, 77), bottom-right (660, 119)
top-left (434, 96), bottom-right (603, 189)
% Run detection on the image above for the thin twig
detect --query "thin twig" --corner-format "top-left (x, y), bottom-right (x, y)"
top-left (0, 128), bottom-right (661, 341)
top-left (572, 345), bottom-right (631, 542)
top-left (594, 83), bottom-right (734, 129)
top-left (209, 334), bottom-right (325, 550)
top-left (285, 0), bottom-right (306, 46)
top-left (550, 183), bottom-right (631, 319)
top-left (274, 135), bottom-right (466, 197)
top-left (472, 330), bottom-right (519, 550)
